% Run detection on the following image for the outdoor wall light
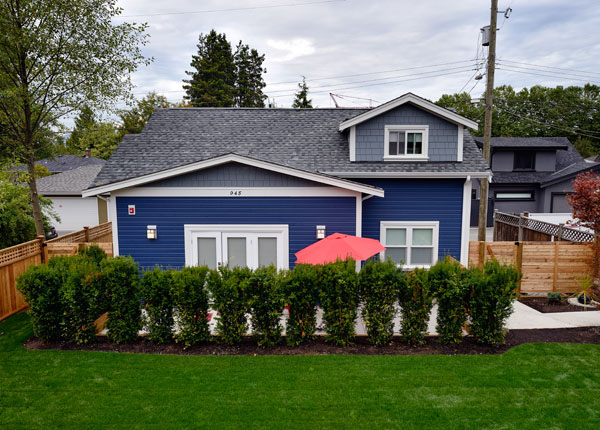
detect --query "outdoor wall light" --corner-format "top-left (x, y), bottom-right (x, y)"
top-left (147, 225), bottom-right (157, 240)
top-left (316, 225), bottom-right (326, 240)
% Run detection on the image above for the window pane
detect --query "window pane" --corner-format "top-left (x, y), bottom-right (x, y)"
top-left (227, 237), bottom-right (247, 268)
top-left (407, 133), bottom-right (415, 154)
top-left (514, 151), bottom-right (535, 170)
top-left (496, 192), bottom-right (533, 200)
top-left (386, 247), bottom-right (406, 264)
top-left (198, 238), bottom-right (217, 269)
top-left (411, 248), bottom-right (433, 265)
top-left (414, 133), bottom-right (422, 154)
top-left (258, 237), bottom-right (277, 267)
top-left (389, 131), bottom-right (398, 143)
top-left (412, 228), bottom-right (433, 246)
top-left (389, 141), bottom-right (397, 156)
top-left (398, 132), bottom-right (405, 154)
top-left (386, 228), bottom-right (406, 246)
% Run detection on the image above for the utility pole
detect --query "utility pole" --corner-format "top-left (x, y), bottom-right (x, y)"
top-left (478, 0), bottom-right (498, 242)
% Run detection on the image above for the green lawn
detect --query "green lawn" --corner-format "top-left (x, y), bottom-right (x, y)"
top-left (1, 314), bottom-right (599, 429)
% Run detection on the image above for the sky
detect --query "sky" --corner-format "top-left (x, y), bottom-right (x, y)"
top-left (110, 0), bottom-right (600, 110)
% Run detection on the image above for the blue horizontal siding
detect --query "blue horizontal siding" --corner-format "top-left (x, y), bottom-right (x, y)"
top-left (358, 179), bottom-right (464, 260)
top-left (116, 196), bottom-right (356, 270)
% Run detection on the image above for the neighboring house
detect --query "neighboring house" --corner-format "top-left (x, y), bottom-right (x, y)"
top-left (83, 93), bottom-right (490, 271)
top-left (12, 153), bottom-right (105, 174)
top-left (37, 164), bottom-right (108, 233)
top-left (471, 137), bottom-right (600, 225)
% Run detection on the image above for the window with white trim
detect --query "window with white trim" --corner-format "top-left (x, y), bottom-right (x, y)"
top-left (384, 125), bottom-right (429, 161)
top-left (380, 221), bottom-right (439, 268)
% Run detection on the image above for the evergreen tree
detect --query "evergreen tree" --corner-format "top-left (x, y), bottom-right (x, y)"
top-left (234, 42), bottom-right (267, 107)
top-left (292, 77), bottom-right (313, 108)
top-left (183, 30), bottom-right (236, 107)
top-left (66, 106), bottom-right (97, 154)
top-left (119, 92), bottom-right (172, 138)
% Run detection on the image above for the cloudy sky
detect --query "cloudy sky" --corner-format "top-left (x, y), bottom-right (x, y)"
top-left (112, 0), bottom-right (600, 109)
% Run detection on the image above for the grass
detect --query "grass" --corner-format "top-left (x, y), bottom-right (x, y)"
top-left (1, 313), bottom-right (599, 429)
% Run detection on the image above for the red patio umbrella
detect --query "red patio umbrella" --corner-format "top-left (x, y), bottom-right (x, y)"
top-left (294, 233), bottom-right (385, 265)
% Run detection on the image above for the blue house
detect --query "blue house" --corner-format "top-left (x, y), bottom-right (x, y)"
top-left (83, 93), bottom-right (490, 271)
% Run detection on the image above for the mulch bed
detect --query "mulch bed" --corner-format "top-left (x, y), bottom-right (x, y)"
top-left (519, 297), bottom-right (599, 313)
top-left (24, 326), bottom-right (600, 356)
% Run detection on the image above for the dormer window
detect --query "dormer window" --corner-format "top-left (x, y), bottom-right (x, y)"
top-left (384, 125), bottom-right (429, 161)
top-left (514, 150), bottom-right (535, 171)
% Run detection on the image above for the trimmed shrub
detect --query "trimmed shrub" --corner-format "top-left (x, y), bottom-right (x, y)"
top-left (140, 267), bottom-right (175, 344)
top-left (429, 256), bottom-right (468, 344)
top-left (469, 260), bottom-right (520, 346)
top-left (283, 264), bottom-right (319, 347)
top-left (359, 260), bottom-right (404, 346)
top-left (17, 264), bottom-right (63, 341)
top-left (78, 244), bottom-right (107, 266)
top-left (172, 266), bottom-right (211, 348)
top-left (60, 257), bottom-right (102, 344)
top-left (101, 256), bottom-right (141, 344)
top-left (247, 266), bottom-right (284, 348)
top-left (207, 266), bottom-right (252, 345)
top-left (399, 268), bottom-right (433, 346)
top-left (319, 259), bottom-right (359, 346)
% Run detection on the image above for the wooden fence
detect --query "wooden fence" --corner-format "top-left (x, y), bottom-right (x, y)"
top-left (493, 210), bottom-right (595, 243)
top-left (469, 240), bottom-right (594, 294)
top-left (0, 223), bottom-right (112, 322)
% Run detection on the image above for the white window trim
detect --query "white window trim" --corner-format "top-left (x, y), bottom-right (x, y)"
top-left (380, 221), bottom-right (439, 269)
top-left (184, 224), bottom-right (289, 270)
top-left (384, 125), bottom-right (429, 161)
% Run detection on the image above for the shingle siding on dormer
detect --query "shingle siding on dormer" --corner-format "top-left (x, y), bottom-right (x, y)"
top-left (354, 103), bottom-right (459, 162)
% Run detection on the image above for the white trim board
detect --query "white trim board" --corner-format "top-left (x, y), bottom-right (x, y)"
top-left (460, 178), bottom-right (472, 266)
top-left (457, 125), bottom-right (464, 163)
top-left (323, 171), bottom-right (492, 179)
top-left (111, 186), bottom-right (361, 198)
top-left (339, 93), bottom-right (479, 131)
top-left (83, 154), bottom-right (384, 198)
top-left (108, 196), bottom-right (119, 257)
top-left (349, 126), bottom-right (356, 162)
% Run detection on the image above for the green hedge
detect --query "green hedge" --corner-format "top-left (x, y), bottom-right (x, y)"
top-left (319, 259), bottom-right (360, 346)
top-left (173, 266), bottom-right (211, 348)
top-left (283, 264), bottom-right (319, 346)
top-left (17, 250), bottom-right (521, 348)
top-left (360, 260), bottom-right (405, 346)
top-left (140, 267), bottom-right (176, 344)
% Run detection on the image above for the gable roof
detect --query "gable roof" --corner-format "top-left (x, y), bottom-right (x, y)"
top-left (37, 164), bottom-right (104, 196)
top-left (541, 160), bottom-right (600, 187)
top-left (14, 154), bottom-right (105, 173)
top-left (338, 93), bottom-right (479, 131)
top-left (86, 105), bottom-right (490, 195)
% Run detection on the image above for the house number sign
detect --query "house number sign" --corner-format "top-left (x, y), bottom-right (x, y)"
top-left (229, 190), bottom-right (243, 196)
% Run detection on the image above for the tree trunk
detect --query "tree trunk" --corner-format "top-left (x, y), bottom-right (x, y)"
top-left (26, 150), bottom-right (45, 236)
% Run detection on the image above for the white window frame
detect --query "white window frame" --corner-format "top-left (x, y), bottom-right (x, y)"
top-left (384, 125), bottom-right (429, 161)
top-left (379, 221), bottom-right (439, 269)
top-left (184, 224), bottom-right (289, 270)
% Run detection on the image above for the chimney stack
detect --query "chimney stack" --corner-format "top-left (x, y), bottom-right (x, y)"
top-left (84, 148), bottom-right (91, 158)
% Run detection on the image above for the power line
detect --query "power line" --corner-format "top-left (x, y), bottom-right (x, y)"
top-left (496, 67), bottom-right (600, 85)
top-left (497, 62), bottom-right (600, 80)
top-left (501, 108), bottom-right (600, 139)
top-left (500, 59), bottom-right (600, 77)
top-left (495, 97), bottom-right (600, 111)
top-left (120, 0), bottom-right (345, 18)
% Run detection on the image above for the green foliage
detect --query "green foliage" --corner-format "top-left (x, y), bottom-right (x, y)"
top-left (282, 264), bottom-right (320, 346)
top-left (207, 266), bottom-right (252, 345)
top-left (0, 169), bottom-right (59, 248)
top-left (429, 257), bottom-right (469, 344)
top-left (469, 260), bottom-right (520, 346)
top-left (547, 292), bottom-right (563, 305)
top-left (359, 260), bottom-right (404, 346)
top-left (59, 257), bottom-right (102, 344)
top-left (140, 268), bottom-right (175, 344)
top-left (172, 266), bottom-right (211, 348)
top-left (399, 269), bottom-right (433, 346)
top-left (319, 259), bottom-right (359, 346)
top-left (292, 77), bottom-right (313, 108)
top-left (101, 256), bottom-right (141, 344)
top-left (184, 29), bottom-right (267, 107)
top-left (247, 266), bottom-right (283, 348)
top-left (16, 264), bottom-right (63, 340)
top-left (78, 244), bottom-right (107, 266)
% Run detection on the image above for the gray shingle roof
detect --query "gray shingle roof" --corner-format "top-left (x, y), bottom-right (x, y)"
top-left (37, 165), bottom-right (105, 195)
top-left (473, 136), bottom-right (570, 149)
top-left (541, 161), bottom-right (600, 187)
top-left (91, 108), bottom-right (489, 188)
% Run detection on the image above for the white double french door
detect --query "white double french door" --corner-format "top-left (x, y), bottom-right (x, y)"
top-left (185, 225), bottom-right (289, 270)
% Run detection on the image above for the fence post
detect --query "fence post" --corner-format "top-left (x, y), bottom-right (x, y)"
top-left (557, 223), bottom-right (564, 242)
top-left (518, 213), bottom-right (525, 242)
top-left (36, 235), bottom-right (46, 264)
top-left (553, 241), bottom-right (559, 292)
top-left (515, 241), bottom-right (523, 295)
top-left (83, 226), bottom-right (90, 243)
top-left (493, 209), bottom-right (498, 241)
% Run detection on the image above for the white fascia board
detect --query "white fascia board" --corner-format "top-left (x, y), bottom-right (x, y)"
top-left (339, 93), bottom-right (479, 131)
top-left (112, 187), bottom-right (361, 198)
top-left (323, 171), bottom-right (493, 179)
top-left (82, 153), bottom-right (384, 198)
top-left (457, 125), bottom-right (464, 162)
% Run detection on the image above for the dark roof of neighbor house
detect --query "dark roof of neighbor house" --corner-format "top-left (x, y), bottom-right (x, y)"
top-left (91, 107), bottom-right (489, 188)
top-left (37, 165), bottom-right (105, 196)
top-left (473, 136), bottom-right (599, 185)
top-left (13, 154), bottom-right (106, 174)
top-left (586, 154), bottom-right (600, 162)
